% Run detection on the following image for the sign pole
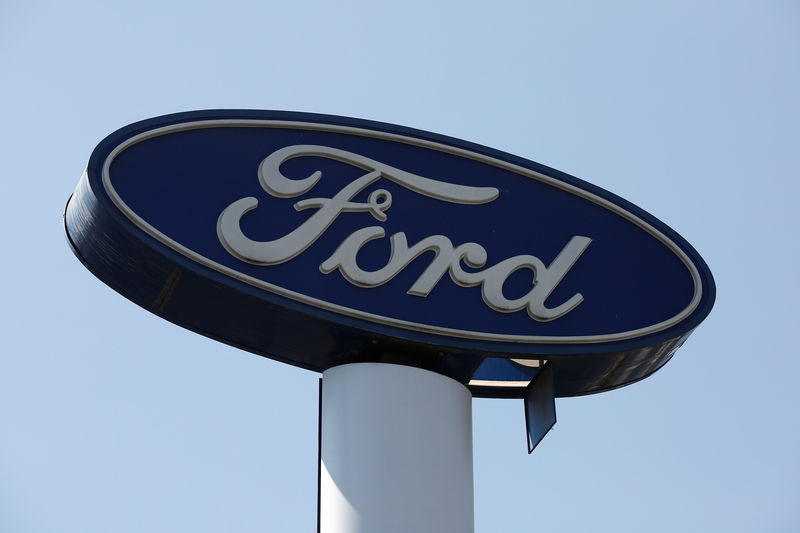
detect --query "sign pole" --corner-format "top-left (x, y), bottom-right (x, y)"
top-left (319, 363), bottom-right (474, 533)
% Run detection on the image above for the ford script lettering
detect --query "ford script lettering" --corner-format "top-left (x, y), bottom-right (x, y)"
top-left (65, 110), bottom-right (714, 396)
top-left (218, 145), bottom-right (592, 322)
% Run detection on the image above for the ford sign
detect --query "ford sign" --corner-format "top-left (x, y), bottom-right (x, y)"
top-left (65, 110), bottom-right (715, 397)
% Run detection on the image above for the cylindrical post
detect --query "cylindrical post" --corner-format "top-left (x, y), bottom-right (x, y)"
top-left (320, 363), bottom-right (474, 533)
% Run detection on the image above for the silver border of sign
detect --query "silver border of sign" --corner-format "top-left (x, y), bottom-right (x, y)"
top-left (101, 119), bottom-right (703, 344)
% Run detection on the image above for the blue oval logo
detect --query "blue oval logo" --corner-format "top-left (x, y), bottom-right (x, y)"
top-left (66, 111), bottom-right (714, 396)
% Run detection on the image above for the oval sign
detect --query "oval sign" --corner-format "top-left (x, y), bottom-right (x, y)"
top-left (65, 110), bottom-right (715, 397)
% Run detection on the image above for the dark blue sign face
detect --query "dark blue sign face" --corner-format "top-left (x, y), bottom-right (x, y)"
top-left (65, 111), bottom-right (714, 398)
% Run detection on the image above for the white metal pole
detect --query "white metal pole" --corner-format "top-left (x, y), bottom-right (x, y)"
top-left (319, 363), bottom-right (474, 533)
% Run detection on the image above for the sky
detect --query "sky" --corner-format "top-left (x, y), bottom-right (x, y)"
top-left (1, 1), bottom-right (799, 531)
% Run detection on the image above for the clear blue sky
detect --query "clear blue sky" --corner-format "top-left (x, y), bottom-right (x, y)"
top-left (2, 1), bottom-right (798, 531)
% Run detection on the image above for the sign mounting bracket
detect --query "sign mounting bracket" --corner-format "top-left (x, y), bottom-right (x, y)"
top-left (524, 361), bottom-right (556, 453)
